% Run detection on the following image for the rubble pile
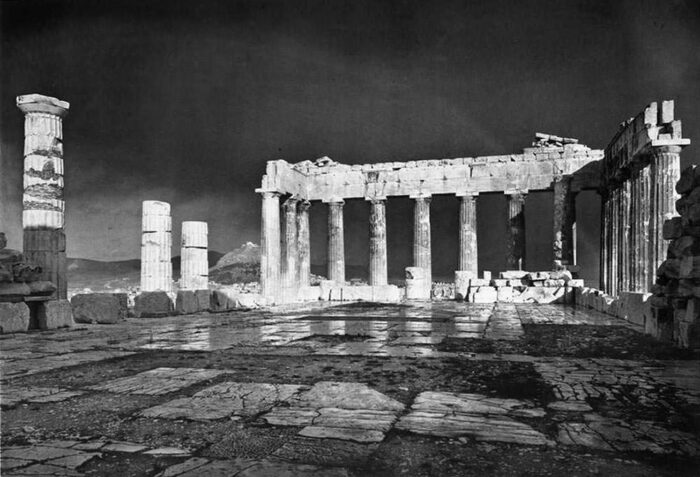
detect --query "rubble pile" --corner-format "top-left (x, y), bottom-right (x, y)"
top-left (650, 165), bottom-right (700, 348)
top-left (456, 270), bottom-right (583, 304)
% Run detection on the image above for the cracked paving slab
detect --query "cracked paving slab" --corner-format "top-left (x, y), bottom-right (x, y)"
top-left (1, 444), bottom-right (101, 476)
top-left (156, 457), bottom-right (349, 477)
top-left (1, 385), bottom-right (83, 408)
top-left (141, 382), bottom-right (309, 420)
top-left (88, 367), bottom-right (226, 395)
top-left (395, 391), bottom-right (551, 446)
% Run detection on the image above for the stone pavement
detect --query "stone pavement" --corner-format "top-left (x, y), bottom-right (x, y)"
top-left (1, 302), bottom-right (699, 476)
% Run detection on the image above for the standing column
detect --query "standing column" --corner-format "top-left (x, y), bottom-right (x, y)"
top-left (141, 201), bottom-right (172, 292)
top-left (260, 192), bottom-right (281, 300)
top-left (327, 200), bottom-right (345, 284)
top-left (599, 189), bottom-right (609, 293)
top-left (17, 94), bottom-right (70, 299)
top-left (413, 195), bottom-right (432, 285)
top-left (611, 188), bottom-right (619, 295)
top-left (282, 197), bottom-right (299, 294)
top-left (552, 177), bottom-right (576, 269)
top-left (505, 191), bottom-right (527, 270)
top-left (640, 166), bottom-right (652, 291)
top-left (458, 193), bottom-right (478, 276)
top-left (297, 200), bottom-right (311, 288)
top-left (180, 221), bottom-right (208, 290)
top-left (629, 172), bottom-right (638, 292)
top-left (650, 145), bottom-right (682, 275)
top-left (369, 199), bottom-right (388, 286)
top-left (620, 178), bottom-right (631, 292)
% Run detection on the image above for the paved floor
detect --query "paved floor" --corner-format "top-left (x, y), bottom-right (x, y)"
top-left (1, 302), bottom-right (699, 476)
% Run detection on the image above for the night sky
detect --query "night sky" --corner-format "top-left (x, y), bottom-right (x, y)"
top-left (1, 0), bottom-right (699, 283)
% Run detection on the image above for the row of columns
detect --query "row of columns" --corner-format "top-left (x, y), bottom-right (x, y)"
top-left (600, 145), bottom-right (681, 295)
top-left (260, 183), bottom-right (577, 301)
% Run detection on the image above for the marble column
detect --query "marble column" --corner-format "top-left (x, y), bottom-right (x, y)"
top-left (458, 193), bottom-right (478, 276)
top-left (327, 200), bottom-right (345, 284)
top-left (552, 176), bottom-right (576, 269)
top-left (413, 196), bottom-right (432, 285)
top-left (599, 189), bottom-right (609, 293)
top-left (620, 178), bottom-right (631, 293)
top-left (297, 200), bottom-right (311, 288)
top-left (141, 201), bottom-right (172, 292)
top-left (640, 166), bottom-right (652, 291)
top-left (180, 221), bottom-right (208, 290)
top-left (282, 197), bottom-right (298, 292)
top-left (651, 145), bottom-right (682, 276)
top-left (506, 191), bottom-right (527, 270)
top-left (612, 187), bottom-right (620, 295)
top-left (260, 192), bottom-right (281, 299)
top-left (369, 199), bottom-right (388, 286)
top-left (629, 172), bottom-right (639, 292)
top-left (17, 94), bottom-right (70, 299)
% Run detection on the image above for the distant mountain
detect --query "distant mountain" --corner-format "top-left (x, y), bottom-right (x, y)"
top-left (211, 242), bottom-right (260, 269)
top-left (209, 242), bottom-right (260, 284)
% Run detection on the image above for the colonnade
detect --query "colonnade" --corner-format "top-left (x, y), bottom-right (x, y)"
top-left (259, 184), bottom-right (578, 302)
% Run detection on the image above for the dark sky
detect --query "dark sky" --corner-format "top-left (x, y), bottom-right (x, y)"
top-left (1, 0), bottom-right (699, 283)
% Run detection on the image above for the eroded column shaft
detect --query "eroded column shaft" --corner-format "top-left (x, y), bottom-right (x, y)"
top-left (640, 166), bottom-right (652, 291)
top-left (260, 192), bottom-right (281, 299)
top-left (413, 197), bottom-right (432, 284)
top-left (459, 194), bottom-right (478, 276)
top-left (18, 94), bottom-right (70, 299)
top-left (282, 198), bottom-right (298, 291)
top-left (506, 192), bottom-right (526, 270)
top-left (180, 221), bottom-right (208, 290)
top-left (651, 145), bottom-right (681, 276)
top-left (553, 177), bottom-right (576, 269)
top-left (620, 179), bottom-right (631, 292)
top-left (369, 199), bottom-right (388, 286)
top-left (297, 200), bottom-right (311, 288)
top-left (141, 201), bottom-right (172, 292)
top-left (327, 201), bottom-right (345, 283)
top-left (599, 190), bottom-right (609, 293)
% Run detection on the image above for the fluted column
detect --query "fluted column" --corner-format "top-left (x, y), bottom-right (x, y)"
top-left (327, 200), bottom-right (345, 284)
top-left (552, 177), bottom-right (576, 269)
top-left (629, 172), bottom-right (639, 292)
top-left (620, 177), bottom-right (631, 292)
top-left (412, 196), bottom-right (432, 284)
top-left (458, 193), bottom-right (478, 275)
top-left (650, 145), bottom-right (682, 276)
top-left (611, 187), bottom-right (619, 294)
top-left (297, 200), bottom-right (311, 288)
top-left (599, 189), bottom-right (609, 292)
top-left (17, 94), bottom-right (70, 299)
top-left (369, 199), bottom-right (388, 286)
top-left (640, 166), bottom-right (652, 291)
top-left (141, 201), bottom-right (172, 292)
top-left (180, 221), bottom-right (208, 290)
top-left (506, 191), bottom-right (527, 270)
top-left (282, 197), bottom-right (298, 292)
top-left (260, 192), bottom-right (281, 300)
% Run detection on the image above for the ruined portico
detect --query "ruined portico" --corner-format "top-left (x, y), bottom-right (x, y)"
top-left (257, 138), bottom-right (604, 303)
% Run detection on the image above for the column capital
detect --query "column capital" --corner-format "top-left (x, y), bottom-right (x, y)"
top-left (283, 196), bottom-right (299, 211)
top-left (297, 199), bottom-right (311, 211)
top-left (651, 144), bottom-right (685, 156)
top-left (256, 189), bottom-right (281, 199)
top-left (17, 94), bottom-right (70, 117)
top-left (505, 189), bottom-right (528, 198)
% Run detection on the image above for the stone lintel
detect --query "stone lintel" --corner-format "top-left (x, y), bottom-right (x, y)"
top-left (650, 139), bottom-right (691, 148)
top-left (322, 197), bottom-right (345, 204)
top-left (17, 94), bottom-right (70, 117)
top-left (409, 193), bottom-right (432, 199)
top-left (255, 188), bottom-right (281, 197)
top-left (365, 196), bottom-right (387, 202)
top-left (455, 191), bottom-right (479, 197)
top-left (504, 189), bottom-right (528, 196)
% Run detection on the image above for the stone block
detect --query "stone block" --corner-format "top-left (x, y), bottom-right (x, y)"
top-left (469, 286), bottom-right (497, 303)
top-left (36, 299), bottom-right (73, 330)
top-left (176, 290), bottom-right (199, 314)
top-left (210, 288), bottom-right (236, 311)
top-left (513, 287), bottom-right (566, 304)
top-left (500, 270), bottom-right (528, 279)
top-left (134, 291), bottom-right (174, 318)
top-left (491, 279), bottom-right (509, 287)
top-left (543, 279), bottom-right (566, 287)
top-left (469, 278), bottom-right (490, 287)
top-left (568, 279), bottom-right (585, 288)
top-left (297, 286), bottom-right (322, 302)
top-left (405, 267), bottom-right (430, 300)
top-left (497, 286), bottom-right (513, 302)
top-left (616, 292), bottom-right (652, 326)
top-left (372, 285), bottom-right (401, 302)
top-left (527, 271), bottom-right (551, 281)
top-left (195, 289), bottom-right (210, 310)
top-left (71, 293), bottom-right (128, 324)
top-left (507, 279), bottom-right (529, 287)
top-left (663, 217), bottom-right (684, 240)
top-left (0, 302), bottom-right (30, 333)
top-left (482, 271), bottom-right (492, 281)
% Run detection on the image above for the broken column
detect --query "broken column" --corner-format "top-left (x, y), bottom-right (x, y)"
top-left (552, 176), bottom-right (576, 270)
top-left (177, 221), bottom-right (210, 314)
top-left (297, 200), bottom-right (311, 288)
top-left (140, 201), bottom-right (172, 292)
top-left (260, 192), bottom-right (281, 301)
top-left (327, 199), bottom-right (345, 284)
top-left (506, 191), bottom-right (526, 270)
top-left (282, 197), bottom-right (298, 297)
top-left (17, 94), bottom-right (70, 300)
top-left (412, 195), bottom-right (432, 285)
top-left (369, 199), bottom-right (388, 286)
top-left (458, 193), bottom-right (478, 276)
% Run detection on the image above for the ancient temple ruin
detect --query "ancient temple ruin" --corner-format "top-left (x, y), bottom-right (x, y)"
top-left (257, 100), bottom-right (690, 310)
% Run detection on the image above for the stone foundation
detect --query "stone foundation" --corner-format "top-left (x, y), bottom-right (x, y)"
top-left (134, 292), bottom-right (174, 318)
top-left (71, 293), bottom-right (128, 324)
top-left (0, 302), bottom-right (30, 333)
